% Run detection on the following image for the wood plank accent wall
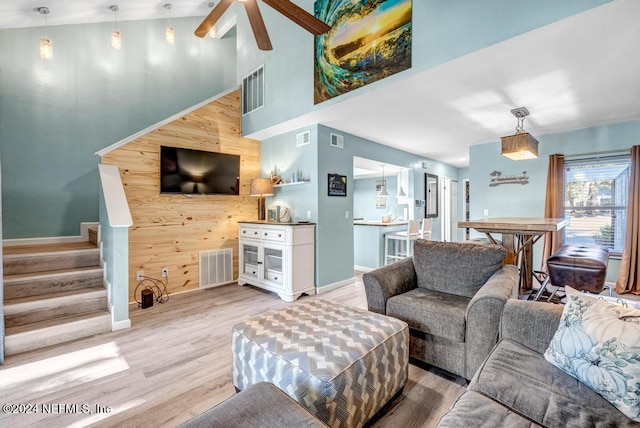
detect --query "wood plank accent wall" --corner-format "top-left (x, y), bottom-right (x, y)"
top-left (102, 90), bottom-right (259, 302)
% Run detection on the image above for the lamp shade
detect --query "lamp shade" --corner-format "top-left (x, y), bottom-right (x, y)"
top-left (501, 132), bottom-right (539, 160)
top-left (249, 178), bottom-right (274, 196)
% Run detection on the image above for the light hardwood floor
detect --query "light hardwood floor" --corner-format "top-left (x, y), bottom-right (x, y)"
top-left (0, 274), bottom-right (466, 427)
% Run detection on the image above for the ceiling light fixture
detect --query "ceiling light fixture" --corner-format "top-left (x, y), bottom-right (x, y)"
top-left (164, 3), bottom-right (175, 45)
top-left (377, 165), bottom-right (389, 197)
top-left (108, 5), bottom-right (121, 49)
top-left (501, 107), bottom-right (539, 160)
top-left (34, 7), bottom-right (52, 59)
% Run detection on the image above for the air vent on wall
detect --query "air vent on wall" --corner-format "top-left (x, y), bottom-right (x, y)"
top-left (242, 65), bottom-right (264, 115)
top-left (330, 133), bottom-right (344, 149)
top-left (296, 131), bottom-right (310, 147)
top-left (200, 248), bottom-right (233, 288)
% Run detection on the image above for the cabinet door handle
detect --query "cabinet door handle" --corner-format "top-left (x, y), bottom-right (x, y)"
top-left (274, 276), bottom-right (278, 281)
top-left (257, 261), bottom-right (263, 265)
top-left (264, 232), bottom-right (268, 236)
top-left (278, 234), bottom-right (282, 237)
top-left (254, 231), bottom-right (258, 235)
top-left (242, 230), bottom-right (246, 234)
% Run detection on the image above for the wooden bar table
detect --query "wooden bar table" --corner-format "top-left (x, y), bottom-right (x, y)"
top-left (457, 217), bottom-right (569, 296)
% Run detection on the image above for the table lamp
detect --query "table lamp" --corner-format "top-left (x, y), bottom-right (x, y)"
top-left (249, 178), bottom-right (274, 220)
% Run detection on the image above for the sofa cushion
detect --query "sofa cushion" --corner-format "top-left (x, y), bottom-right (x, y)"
top-left (387, 288), bottom-right (470, 342)
top-left (413, 240), bottom-right (506, 298)
top-left (470, 339), bottom-right (638, 428)
top-left (544, 287), bottom-right (640, 422)
top-left (437, 390), bottom-right (541, 428)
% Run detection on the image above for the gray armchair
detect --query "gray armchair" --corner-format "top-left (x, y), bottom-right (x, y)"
top-left (363, 240), bottom-right (518, 380)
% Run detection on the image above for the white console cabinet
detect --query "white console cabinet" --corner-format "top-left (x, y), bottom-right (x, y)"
top-left (238, 221), bottom-right (315, 302)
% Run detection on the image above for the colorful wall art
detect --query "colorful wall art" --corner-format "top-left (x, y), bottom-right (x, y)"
top-left (314, 0), bottom-right (412, 104)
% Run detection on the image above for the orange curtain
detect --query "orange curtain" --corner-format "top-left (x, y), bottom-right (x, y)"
top-left (542, 154), bottom-right (565, 269)
top-left (616, 145), bottom-right (640, 295)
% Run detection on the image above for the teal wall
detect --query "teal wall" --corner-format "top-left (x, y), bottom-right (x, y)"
top-left (260, 125), bottom-right (319, 222)
top-left (240, 0), bottom-right (611, 135)
top-left (260, 123), bottom-right (458, 287)
top-left (0, 17), bottom-right (237, 238)
top-left (469, 120), bottom-right (640, 280)
top-left (353, 176), bottom-right (399, 221)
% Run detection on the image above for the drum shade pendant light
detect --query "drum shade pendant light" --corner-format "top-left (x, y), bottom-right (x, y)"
top-left (501, 107), bottom-right (538, 160)
top-left (34, 7), bottom-right (52, 59)
top-left (164, 4), bottom-right (175, 45)
top-left (108, 5), bottom-right (121, 49)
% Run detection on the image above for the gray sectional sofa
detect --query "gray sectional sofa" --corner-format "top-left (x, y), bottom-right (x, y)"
top-left (437, 300), bottom-right (637, 427)
top-left (363, 240), bottom-right (518, 380)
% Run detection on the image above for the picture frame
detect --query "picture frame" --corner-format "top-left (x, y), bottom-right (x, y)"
top-left (328, 173), bottom-right (347, 197)
top-left (375, 179), bottom-right (386, 192)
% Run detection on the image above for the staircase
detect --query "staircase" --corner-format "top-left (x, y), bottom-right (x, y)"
top-left (3, 232), bottom-right (111, 356)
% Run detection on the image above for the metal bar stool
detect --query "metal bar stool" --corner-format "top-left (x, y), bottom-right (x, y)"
top-left (533, 244), bottom-right (611, 302)
top-left (384, 220), bottom-right (420, 265)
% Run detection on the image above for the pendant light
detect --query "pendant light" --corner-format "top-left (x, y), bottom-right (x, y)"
top-left (501, 107), bottom-right (539, 160)
top-left (377, 165), bottom-right (389, 197)
top-left (164, 4), bottom-right (175, 45)
top-left (34, 7), bottom-right (52, 59)
top-left (108, 5), bottom-right (121, 49)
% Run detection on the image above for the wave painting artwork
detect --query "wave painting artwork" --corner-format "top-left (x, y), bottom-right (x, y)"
top-left (314, 0), bottom-right (412, 104)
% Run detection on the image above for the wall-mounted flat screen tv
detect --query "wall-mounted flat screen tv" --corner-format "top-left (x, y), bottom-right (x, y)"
top-left (160, 146), bottom-right (240, 195)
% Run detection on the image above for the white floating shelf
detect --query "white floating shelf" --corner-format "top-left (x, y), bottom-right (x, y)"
top-left (273, 181), bottom-right (309, 188)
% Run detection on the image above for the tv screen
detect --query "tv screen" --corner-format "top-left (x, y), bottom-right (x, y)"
top-left (160, 146), bottom-right (240, 195)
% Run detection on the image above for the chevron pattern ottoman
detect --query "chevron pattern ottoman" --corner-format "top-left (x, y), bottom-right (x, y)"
top-left (232, 299), bottom-right (409, 428)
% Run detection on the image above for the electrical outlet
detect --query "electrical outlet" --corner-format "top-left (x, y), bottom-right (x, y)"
top-left (136, 270), bottom-right (144, 281)
top-left (306, 210), bottom-right (312, 220)
top-left (483, 208), bottom-right (490, 216)
top-left (162, 268), bottom-right (169, 277)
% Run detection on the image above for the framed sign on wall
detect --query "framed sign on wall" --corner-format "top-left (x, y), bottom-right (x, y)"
top-left (328, 173), bottom-right (347, 196)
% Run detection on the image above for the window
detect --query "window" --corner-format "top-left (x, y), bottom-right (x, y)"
top-left (564, 154), bottom-right (631, 255)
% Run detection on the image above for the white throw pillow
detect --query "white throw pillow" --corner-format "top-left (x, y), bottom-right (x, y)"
top-left (544, 286), bottom-right (640, 422)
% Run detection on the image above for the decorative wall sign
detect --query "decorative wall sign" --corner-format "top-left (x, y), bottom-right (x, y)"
top-left (314, 0), bottom-right (412, 104)
top-left (489, 170), bottom-right (530, 186)
top-left (376, 196), bottom-right (386, 209)
top-left (328, 173), bottom-right (347, 196)
top-left (375, 179), bottom-right (386, 191)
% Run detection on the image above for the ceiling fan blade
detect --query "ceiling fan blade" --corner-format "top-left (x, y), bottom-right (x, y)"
top-left (194, 0), bottom-right (234, 38)
top-left (262, 0), bottom-right (331, 35)
top-left (243, 0), bottom-right (273, 51)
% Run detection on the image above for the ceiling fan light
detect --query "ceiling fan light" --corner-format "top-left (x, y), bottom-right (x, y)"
top-left (166, 26), bottom-right (175, 44)
top-left (40, 37), bottom-right (53, 59)
top-left (501, 132), bottom-right (539, 160)
top-left (111, 31), bottom-right (121, 49)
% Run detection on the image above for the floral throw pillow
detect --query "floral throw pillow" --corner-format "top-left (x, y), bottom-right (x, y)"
top-left (544, 286), bottom-right (640, 422)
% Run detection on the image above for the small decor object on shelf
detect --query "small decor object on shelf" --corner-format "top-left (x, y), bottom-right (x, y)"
top-left (328, 173), bottom-right (347, 197)
top-left (279, 207), bottom-right (291, 223)
top-left (270, 165), bottom-right (282, 185)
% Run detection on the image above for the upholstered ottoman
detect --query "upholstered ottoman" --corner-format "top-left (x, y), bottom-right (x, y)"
top-left (232, 299), bottom-right (409, 428)
top-left (547, 244), bottom-right (609, 293)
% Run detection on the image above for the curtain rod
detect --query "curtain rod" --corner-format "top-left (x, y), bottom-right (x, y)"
top-left (564, 148), bottom-right (630, 159)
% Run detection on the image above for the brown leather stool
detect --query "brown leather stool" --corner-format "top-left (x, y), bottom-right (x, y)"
top-left (534, 244), bottom-right (610, 301)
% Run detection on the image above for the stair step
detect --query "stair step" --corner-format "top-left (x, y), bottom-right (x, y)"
top-left (3, 243), bottom-right (100, 275)
top-left (3, 266), bottom-right (104, 300)
top-left (4, 287), bottom-right (108, 328)
top-left (5, 310), bottom-right (112, 357)
top-left (88, 227), bottom-right (98, 246)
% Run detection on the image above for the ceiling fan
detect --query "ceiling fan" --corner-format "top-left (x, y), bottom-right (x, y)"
top-left (194, 0), bottom-right (331, 51)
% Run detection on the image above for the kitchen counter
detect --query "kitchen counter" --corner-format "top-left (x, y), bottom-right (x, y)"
top-left (353, 220), bottom-right (408, 227)
top-left (354, 221), bottom-right (407, 270)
